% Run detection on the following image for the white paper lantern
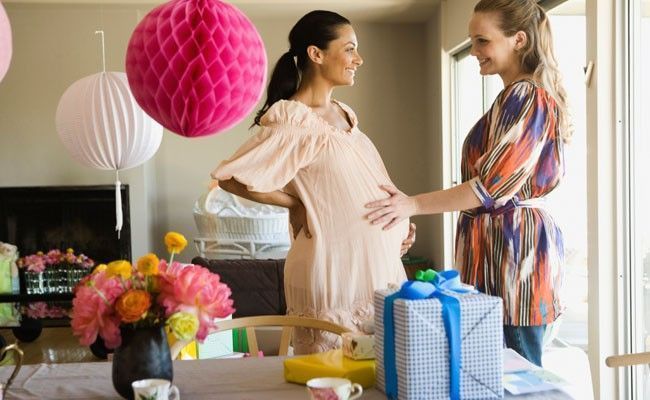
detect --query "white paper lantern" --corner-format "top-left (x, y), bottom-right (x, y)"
top-left (56, 71), bottom-right (163, 235)
top-left (0, 1), bottom-right (12, 82)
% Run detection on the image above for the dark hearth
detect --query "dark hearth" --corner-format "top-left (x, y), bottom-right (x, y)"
top-left (0, 185), bottom-right (132, 264)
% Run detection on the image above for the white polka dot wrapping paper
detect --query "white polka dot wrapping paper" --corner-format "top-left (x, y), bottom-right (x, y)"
top-left (374, 288), bottom-right (504, 399)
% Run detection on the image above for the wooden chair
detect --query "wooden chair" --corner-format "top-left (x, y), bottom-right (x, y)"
top-left (170, 315), bottom-right (351, 359)
top-left (212, 315), bottom-right (351, 357)
top-left (605, 352), bottom-right (650, 368)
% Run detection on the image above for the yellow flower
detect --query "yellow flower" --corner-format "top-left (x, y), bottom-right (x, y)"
top-left (137, 253), bottom-right (160, 276)
top-left (166, 312), bottom-right (199, 341)
top-left (92, 264), bottom-right (107, 274)
top-left (66, 248), bottom-right (74, 254)
top-left (164, 232), bottom-right (188, 254)
top-left (106, 260), bottom-right (132, 280)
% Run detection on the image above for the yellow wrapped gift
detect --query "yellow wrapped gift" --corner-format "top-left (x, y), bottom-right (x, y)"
top-left (166, 329), bottom-right (198, 360)
top-left (283, 349), bottom-right (375, 388)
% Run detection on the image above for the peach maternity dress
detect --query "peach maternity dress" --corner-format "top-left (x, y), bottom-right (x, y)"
top-left (212, 99), bottom-right (407, 354)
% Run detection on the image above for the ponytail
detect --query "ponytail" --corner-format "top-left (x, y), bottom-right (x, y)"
top-left (253, 51), bottom-right (299, 126)
top-left (532, 5), bottom-right (572, 142)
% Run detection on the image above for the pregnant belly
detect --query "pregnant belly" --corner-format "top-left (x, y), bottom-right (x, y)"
top-left (331, 217), bottom-right (409, 250)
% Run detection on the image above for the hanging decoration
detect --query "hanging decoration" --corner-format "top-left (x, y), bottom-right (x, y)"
top-left (55, 31), bottom-right (163, 237)
top-left (125, 0), bottom-right (267, 138)
top-left (0, 1), bottom-right (13, 83)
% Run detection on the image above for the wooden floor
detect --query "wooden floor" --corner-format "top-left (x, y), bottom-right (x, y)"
top-left (0, 327), bottom-right (96, 365)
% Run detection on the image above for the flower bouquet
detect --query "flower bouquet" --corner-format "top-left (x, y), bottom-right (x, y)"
top-left (70, 232), bottom-right (235, 399)
top-left (22, 301), bottom-right (70, 319)
top-left (18, 248), bottom-right (95, 295)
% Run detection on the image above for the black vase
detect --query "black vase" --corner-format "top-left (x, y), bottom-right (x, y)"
top-left (111, 325), bottom-right (173, 400)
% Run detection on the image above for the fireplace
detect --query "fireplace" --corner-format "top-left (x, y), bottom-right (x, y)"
top-left (0, 185), bottom-right (132, 264)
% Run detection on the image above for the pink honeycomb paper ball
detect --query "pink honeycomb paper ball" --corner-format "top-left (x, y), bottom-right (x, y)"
top-left (126, 0), bottom-right (267, 138)
top-left (0, 1), bottom-right (12, 83)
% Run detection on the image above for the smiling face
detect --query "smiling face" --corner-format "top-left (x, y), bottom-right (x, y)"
top-left (468, 11), bottom-right (526, 85)
top-left (317, 24), bottom-right (363, 86)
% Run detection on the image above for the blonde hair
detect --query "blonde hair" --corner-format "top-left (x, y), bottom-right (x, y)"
top-left (474, 0), bottom-right (572, 142)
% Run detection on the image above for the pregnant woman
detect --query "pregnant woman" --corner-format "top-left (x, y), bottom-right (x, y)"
top-left (211, 10), bottom-right (414, 354)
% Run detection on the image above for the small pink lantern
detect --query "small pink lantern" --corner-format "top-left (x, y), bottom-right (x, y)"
top-left (125, 0), bottom-right (267, 138)
top-left (0, 1), bottom-right (13, 83)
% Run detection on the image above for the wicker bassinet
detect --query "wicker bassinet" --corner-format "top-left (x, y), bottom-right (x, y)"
top-left (193, 188), bottom-right (290, 244)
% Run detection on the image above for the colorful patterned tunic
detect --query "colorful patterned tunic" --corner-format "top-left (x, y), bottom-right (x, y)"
top-left (456, 79), bottom-right (565, 326)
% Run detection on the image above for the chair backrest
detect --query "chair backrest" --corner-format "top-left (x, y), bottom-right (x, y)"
top-left (605, 351), bottom-right (650, 368)
top-left (213, 315), bottom-right (351, 357)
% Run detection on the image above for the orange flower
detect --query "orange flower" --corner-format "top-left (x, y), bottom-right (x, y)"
top-left (115, 289), bottom-right (151, 323)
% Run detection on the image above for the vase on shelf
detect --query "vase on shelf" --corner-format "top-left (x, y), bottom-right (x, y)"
top-left (111, 325), bottom-right (173, 400)
top-left (24, 271), bottom-right (44, 295)
top-left (65, 268), bottom-right (88, 292)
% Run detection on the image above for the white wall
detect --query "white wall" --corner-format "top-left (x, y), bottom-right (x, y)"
top-left (425, 3), bottom-right (446, 267)
top-left (0, 4), bottom-right (435, 262)
top-left (149, 18), bottom-right (432, 261)
top-left (0, 4), bottom-right (159, 259)
top-left (441, 0), bottom-right (474, 52)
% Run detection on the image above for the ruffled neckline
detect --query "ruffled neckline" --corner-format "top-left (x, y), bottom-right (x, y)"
top-left (260, 99), bottom-right (358, 134)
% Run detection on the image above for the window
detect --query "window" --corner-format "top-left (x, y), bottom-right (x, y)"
top-left (450, 50), bottom-right (499, 242)
top-left (627, 0), bottom-right (650, 397)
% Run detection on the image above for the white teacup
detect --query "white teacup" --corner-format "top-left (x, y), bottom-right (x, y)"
top-left (306, 377), bottom-right (363, 400)
top-left (131, 379), bottom-right (180, 400)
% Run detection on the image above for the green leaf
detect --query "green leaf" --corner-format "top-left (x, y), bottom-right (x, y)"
top-left (137, 392), bottom-right (157, 400)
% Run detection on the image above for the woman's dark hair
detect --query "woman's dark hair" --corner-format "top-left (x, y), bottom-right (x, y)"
top-left (253, 10), bottom-right (350, 126)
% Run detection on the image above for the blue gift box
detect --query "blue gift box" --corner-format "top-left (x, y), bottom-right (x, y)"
top-left (374, 273), bottom-right (504, 400)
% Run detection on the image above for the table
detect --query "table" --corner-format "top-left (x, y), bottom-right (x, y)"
top-left (0, 356), bottom-right (574, 400)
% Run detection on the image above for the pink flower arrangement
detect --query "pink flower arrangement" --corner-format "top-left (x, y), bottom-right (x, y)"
top-left (22, 302), bottom-right (70, 319)
top-left (157, 260), bottom-right (235, 341)
top-left (18, 248), bottom-right (94, 273)
top-left (70, 232), bottom-right (235, 349)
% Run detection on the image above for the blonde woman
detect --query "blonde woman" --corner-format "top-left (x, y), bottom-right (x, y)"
top-left (366, 0), bottom-right (569, 366)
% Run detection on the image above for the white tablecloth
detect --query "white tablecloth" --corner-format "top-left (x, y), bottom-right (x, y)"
top-left (0, 356), bottom-right (574, 400)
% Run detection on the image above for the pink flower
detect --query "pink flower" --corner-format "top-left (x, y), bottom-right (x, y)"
top-left (19, 249), bottom-right (95, 272)
top-left (309, 388), bottom-right (340, 400)
top-left (70, 271), bottom-right (129, 348)
top-left (24, 302), bottom-right (70, 319)
top-left (47, 305), bottom-right (69, 319)
top-left (45, 249), bottom-right (62, 265)
top-left (77, 254), bottom-right (95, 269)
top-left (21, 254), bottom-right (46, 273)
top-left (157, 263), bottom-right (234, 341)
top-left (25, 302), bottom-right (49, 319)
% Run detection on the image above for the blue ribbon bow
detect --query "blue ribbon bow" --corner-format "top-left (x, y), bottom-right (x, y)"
top-left (383, 270), bottom-right (474, 400)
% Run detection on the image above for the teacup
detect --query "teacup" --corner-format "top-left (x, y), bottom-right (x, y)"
top-left (0, 342), bottom-right (23, 400)
top-left (131, 379), bottom-right (180, 400)
top-left (306, 377), bottom-right (363, 400)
